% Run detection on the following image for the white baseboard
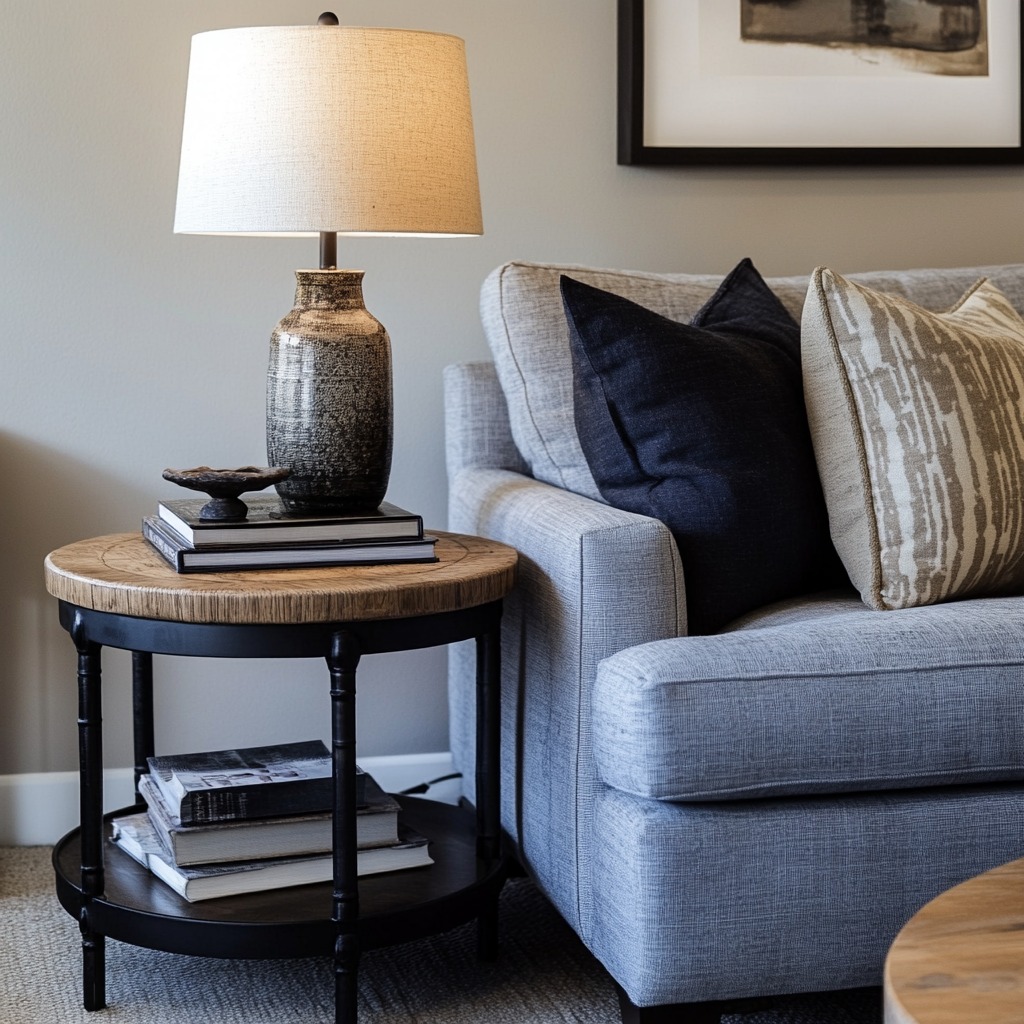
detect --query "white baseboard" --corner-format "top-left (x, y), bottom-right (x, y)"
top-left (0, 751), bottom-right (458, 847)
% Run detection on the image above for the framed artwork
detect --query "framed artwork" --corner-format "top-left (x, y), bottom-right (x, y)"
top-left (618, 0), bottom-right (1024, 166)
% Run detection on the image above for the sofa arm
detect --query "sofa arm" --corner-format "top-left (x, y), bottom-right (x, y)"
top-left (447, 465), bottom-right (685, 934)
top-left (449, 466), bottom-right (686, 645)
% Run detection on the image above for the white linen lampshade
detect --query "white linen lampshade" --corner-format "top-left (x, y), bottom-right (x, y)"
top-left (174, 24), bottom-right (482, 237)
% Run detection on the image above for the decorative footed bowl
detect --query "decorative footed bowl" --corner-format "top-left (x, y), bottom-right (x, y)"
top-left (162, 466), bottom-right (291, 521)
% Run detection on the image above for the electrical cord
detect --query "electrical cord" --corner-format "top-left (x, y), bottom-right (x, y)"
top-left (399, 772), bottom-right (462, 795)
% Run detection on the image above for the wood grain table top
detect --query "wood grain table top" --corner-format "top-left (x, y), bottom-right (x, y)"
top-left (44, 531), bottom-right (518, 625)
top-left (884, 856), bottom-right (1024, 1024)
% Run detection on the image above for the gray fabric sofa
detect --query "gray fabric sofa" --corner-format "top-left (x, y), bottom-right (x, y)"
top-left (444, 260), bottom-right (1024, 1023)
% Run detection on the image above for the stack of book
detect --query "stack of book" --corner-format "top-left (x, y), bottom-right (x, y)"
top-left (142, 496), bottom-right (437, 573)
top-left (110, 740), bottom-right (432, 903)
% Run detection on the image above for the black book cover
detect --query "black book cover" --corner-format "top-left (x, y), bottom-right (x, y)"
top-left (146, 740), bottom-right (363, 826)
top-left (157, 496), bottom-right (423, 547)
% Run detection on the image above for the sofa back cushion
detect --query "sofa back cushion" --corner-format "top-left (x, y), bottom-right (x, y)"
top-left (482, 260), bottom-right (1024, 504)
top-left (482, 262), bottom-right (802, 499)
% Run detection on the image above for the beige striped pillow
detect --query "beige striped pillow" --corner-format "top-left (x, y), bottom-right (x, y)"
top-left (802, 267), bottom-right (1024, 611)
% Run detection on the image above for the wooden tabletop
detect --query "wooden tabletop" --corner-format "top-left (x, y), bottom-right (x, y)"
top-left (44, 531), bottom-right (517, 626)
top-left (884, 856), bottom-right (1024, 1024)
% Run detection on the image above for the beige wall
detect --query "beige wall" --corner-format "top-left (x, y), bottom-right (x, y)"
top-left (2, 1), bottom-right (1022, 775)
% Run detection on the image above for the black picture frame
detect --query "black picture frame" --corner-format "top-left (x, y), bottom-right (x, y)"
top-left (617, 0), bottom-right (1024, 167)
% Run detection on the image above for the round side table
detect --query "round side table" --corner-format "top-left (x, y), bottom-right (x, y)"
top-left (884, 856), bottom-right (1024, 1024)
top-left (44, 530), bottom-right (517, 1024)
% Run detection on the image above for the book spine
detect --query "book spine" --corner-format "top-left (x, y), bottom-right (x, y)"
top-left (174, 555), bottom-right (437, 574)
top-left (142, 518), bottom-right (185, 572)
top-left (179, 778), bottom-right (335, 826)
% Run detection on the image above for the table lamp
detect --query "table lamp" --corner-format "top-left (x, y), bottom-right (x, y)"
top-left (173, 13), bottom-right (482, 513)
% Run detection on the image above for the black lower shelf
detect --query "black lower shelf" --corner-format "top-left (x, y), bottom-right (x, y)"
top-left (53, 796), bottom-right (506, 959)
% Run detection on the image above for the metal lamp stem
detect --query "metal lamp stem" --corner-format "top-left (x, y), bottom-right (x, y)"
top-left (320, 231), bottom-right (338, 270)
top-left (318, 13), bottom-right (340, 271)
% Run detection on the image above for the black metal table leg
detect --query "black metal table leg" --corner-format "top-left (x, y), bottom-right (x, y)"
top-left (475, 619), bottom-right (502, 861)
top-left (475, 617), bottom-right (502, 960)
top-left (328, 630), bottom-right (361, 1024)
top-left (131, 651), bottom-right (155, 801)
top-left (71, 610), bottom-right (105, 1011)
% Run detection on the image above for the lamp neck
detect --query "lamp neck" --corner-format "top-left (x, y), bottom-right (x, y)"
top-left (294, 269), bottom-right (366, 310)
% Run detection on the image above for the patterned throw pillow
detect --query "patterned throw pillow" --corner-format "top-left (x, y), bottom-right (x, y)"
top-left (802, 268), bottom-right (1024, 611)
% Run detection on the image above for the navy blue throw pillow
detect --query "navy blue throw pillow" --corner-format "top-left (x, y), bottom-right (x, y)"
top-left (561, 258), bottom-right (844, 635)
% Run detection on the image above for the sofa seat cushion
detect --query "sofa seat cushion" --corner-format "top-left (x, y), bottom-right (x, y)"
top-left (593, 590), bottom-right (1024, 801)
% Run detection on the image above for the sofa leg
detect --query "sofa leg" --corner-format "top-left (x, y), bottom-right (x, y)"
top-left (615, 984), bottom-right (723, 1024)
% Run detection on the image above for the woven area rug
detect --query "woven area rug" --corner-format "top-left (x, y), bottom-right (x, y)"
top-left (0, 846), bottom-right (881, 1024)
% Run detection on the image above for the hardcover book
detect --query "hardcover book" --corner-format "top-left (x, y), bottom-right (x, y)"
top-left (146, 740), bottom-right (351, 826)
top-left (111, 812), bottom-right (433, 902)
top-left (143, 515), bottom-right (438, 574)
top-left (139, 772), bottom-right (400, 866)
top-left (157, 496), bottom-right (423, 548)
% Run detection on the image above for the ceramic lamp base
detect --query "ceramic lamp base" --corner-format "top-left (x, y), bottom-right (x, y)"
top-left (267, 269), bottom-right (393, 514)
